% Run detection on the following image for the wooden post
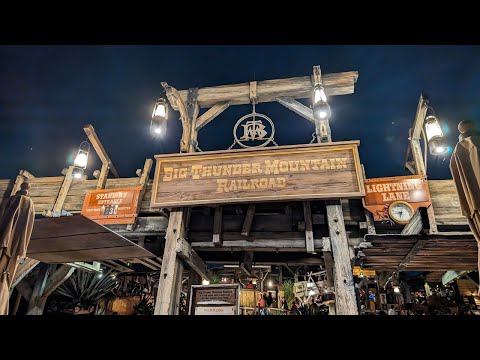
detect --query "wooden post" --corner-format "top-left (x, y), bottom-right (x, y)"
top-left (26, 264), bottom-right (56, 315)
top-left (312, 66), bottom-right (358, 314)
top-left (155, 87), bottom-right (200, 315)
top-left (241, 204), bottom-right (256, 238)
top-left (406, 95), bottom-right (438, 234)
top-left (155, 209), bottom-right (187, 315)
top-left (213, 206), bottom-right (223, 246)
top-left (303, 201), bottom-right (315, 253)
top-left (44, 165), bottom-right (75, 217)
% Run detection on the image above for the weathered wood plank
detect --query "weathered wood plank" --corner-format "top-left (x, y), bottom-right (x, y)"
top-left (41, 265), bottom-right (75, 299)
top-left (154, 209), bottom-right (186, 315)
top-left (84, 124), bottom-right (119, 178)
top-left (213, 206), bottom-right (222, 246)
top-left (241, 204), bottom-right (255, 238)
top-left (11, 258), bottom-right (40, 289)
top-left (303, 201), bottom-right (315, 253)
top-left (175, 237), bottom-right (211, 280)
top-left (326, 200), bottom-right (358, 315)
top-left (276, 97), bottom-right (315, 124)
top-left (177, 71), bottom-right (358, 108)
top-left (26, 264), bottom-right (55, 315)
top-left (192, 239), bottom-right (324, 252)
top-left (195, 102), bottom-right (230, 130)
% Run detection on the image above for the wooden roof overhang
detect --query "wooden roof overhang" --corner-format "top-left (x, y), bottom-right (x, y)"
top-left (28, 215), bottom-right (156, 263)
top-left (361, 233), bottom-right (478, 271)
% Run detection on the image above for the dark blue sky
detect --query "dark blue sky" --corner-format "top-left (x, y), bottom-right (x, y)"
top-left (1, 45), bottom-right (479, 180)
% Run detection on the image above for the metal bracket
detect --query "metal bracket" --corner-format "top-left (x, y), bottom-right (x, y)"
top-left (186, 87), bottom-right (199, 120)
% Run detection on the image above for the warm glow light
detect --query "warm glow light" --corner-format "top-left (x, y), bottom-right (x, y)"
top-left (74, 172), bottom-right (82, 179)
top-left (393, 286), bottom-right (400, 293)
top-left (73, 152), bottom-right (88, 169)
top-left (202, 279), bottom-right (210, 285)
top-left (424, 115), bottom-right (444, 142)
top-left (252, 279), bottom-right (257, 285)
top-left (154, 127), bottom-right (162, 134)
top-left (153, 103), bottom-right (166, 118)
top-left (314, 86), bottom-right (327, 103)
top-left (308, 290), bottom-right (315, 296)
top-left (307, 282), bottom-right (314, 288)
top-left (268, 281), bottom-right (273, 287)
top-left (429, 138), bottom-right (449, 156)
top-left (98, 273), bottom-right (103, 278)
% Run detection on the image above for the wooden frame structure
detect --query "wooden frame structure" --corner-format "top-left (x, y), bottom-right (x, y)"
top-left (0, 69), bottom-right (475, 315)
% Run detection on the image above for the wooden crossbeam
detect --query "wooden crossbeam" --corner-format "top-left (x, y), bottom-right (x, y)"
top-left (177, 71), bottom-right (358, 108)
top-left (41, 265), bottom-right (75, 299)
top-left (175, 238), bottom-right (211, 280)
top-left (195, 102), bottom-right (230, 130)
top-left (276, 97), bottom-right (315, 124)
top-left (240, 251), bottom-right (254, 276)
top-left (84, 124), bottom-right (119, 178)
top-left (11, 258), bottom-right (39, 289)
top-left (241, 204), bottom-right (255, 238)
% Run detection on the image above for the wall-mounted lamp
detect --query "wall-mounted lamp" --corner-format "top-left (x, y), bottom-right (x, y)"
top-left (424, 115), bottom-right (448, 155)
top-left (151, 94), bottom-right (169, 136)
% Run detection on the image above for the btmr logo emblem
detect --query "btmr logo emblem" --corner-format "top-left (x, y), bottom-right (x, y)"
top-left (233, 113), bottom-right (275, 148)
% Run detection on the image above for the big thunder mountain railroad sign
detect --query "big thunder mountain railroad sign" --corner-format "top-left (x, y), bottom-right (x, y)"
top-left (150, 141), bottom-right (364, 208)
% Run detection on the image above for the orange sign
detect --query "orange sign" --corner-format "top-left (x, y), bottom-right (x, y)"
top-left (81, 187), bottom-right (142, 225)
top-left (363, 175), bottom-right (431, 221)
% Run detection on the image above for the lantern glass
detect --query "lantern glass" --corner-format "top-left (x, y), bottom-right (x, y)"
top-left (393, 286), bottom-right (400, 293)
top-left (428, 138), bottom-right (448, 156)
top-left (152, 97), bottom-right (168, 120)
top-left (314, 85), bottom-right (327, 103)
top-left (202, 279), bottom-right (210, 286)
top-left (73, 151), bottom-right (88, 169)
top-left (425, 115), bottom-right (444, 142)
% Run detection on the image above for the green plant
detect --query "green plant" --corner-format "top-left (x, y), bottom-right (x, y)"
top-left (210, 273), bottom-right (220, 284)
top-left (283, 280), bottom-right (295, 307)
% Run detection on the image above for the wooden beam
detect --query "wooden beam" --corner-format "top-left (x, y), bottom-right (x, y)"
top-left (276, 97), bottom-right (315, 124)
top-left (154, 209), bottom-right (187, 315)
top-left (241, 204), bottom-right (255, 238)
top-left (240, 251), bottom-right (254, 276)
top-left (96, 162), bottom-right (109, 189)
top-left (213, 205), bottom-right (222, 246)
top-left (100, 260), bottom-right (134, 273)
top-left (127, 159), bottom-right (153, 231)
top-left (11, 258), bottom-right (39, 289)
top-left (303, 201), bottom-right (315, 253)
top-left (177, 71), bottom-right (358, 108)
top-left (16, 279), bottom-right (33, 301)
top-left (397, 240), bottom-right (426, 271)
top-left (195, 102), bottom-right (230, 130)
top-left (26, 264), bottom-right (55, 315)
top-left (175, 237), bottom-right (211, 281)
top-left (326, 200), bottom-right (358, 315)
top-left (107, 216), bottom-right (168, 236)
top-left (192, 239), bottom-right (325, 252)
top-left (41, 265), bottom-right (75, 299)
top-left (83, 124), bottom-right (119, 178)
top-left (44, 165), bottom-right (74, 217)
top-left (400, 209), bottom-right (424, 235)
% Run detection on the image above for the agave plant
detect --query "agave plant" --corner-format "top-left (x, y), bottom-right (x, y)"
top-left (56, 269), bottom-right (119, 310)
top-left (210, 272), bottom-right (220, 284)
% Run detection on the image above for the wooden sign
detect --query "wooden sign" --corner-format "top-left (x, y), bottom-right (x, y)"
top-left (352, 266), bottom-right (376, 277)
top-left (81, 186), bottom-right (142, 225)
top-left (189, 284), bottom-right (240, 315)
top-left (363, 175), bottom-right (431, 221)
top-left (151, 141), bottom-right (364, 207)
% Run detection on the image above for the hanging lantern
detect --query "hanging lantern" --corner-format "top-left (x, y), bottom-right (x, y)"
top-left (424, 116), bottom-right (448, 155)
top-left (312, 84), bottom-right (331, 120)
top-left (151, 94), bottom-right (169, 136)
top-left (72, 141), bottom-right (90, 179)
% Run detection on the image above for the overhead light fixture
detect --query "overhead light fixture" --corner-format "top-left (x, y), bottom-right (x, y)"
top-left (393, 286), bottom-right (400, 293)
top-left (268, 281), bottom-right (273, 287)
top-left (151, 94), bottom-right (169, 137)
top-left (202, 279), bottom-right (210, 286)
top-left (72, 141), bottom-right (90, 179)
top-left (424, 115), bottom-right (448, 155)
top-left (312, 84), bottom-right (331, 120)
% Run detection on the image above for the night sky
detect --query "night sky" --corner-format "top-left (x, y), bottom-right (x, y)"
top-left (1, 45), bottom-right (479, 181)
